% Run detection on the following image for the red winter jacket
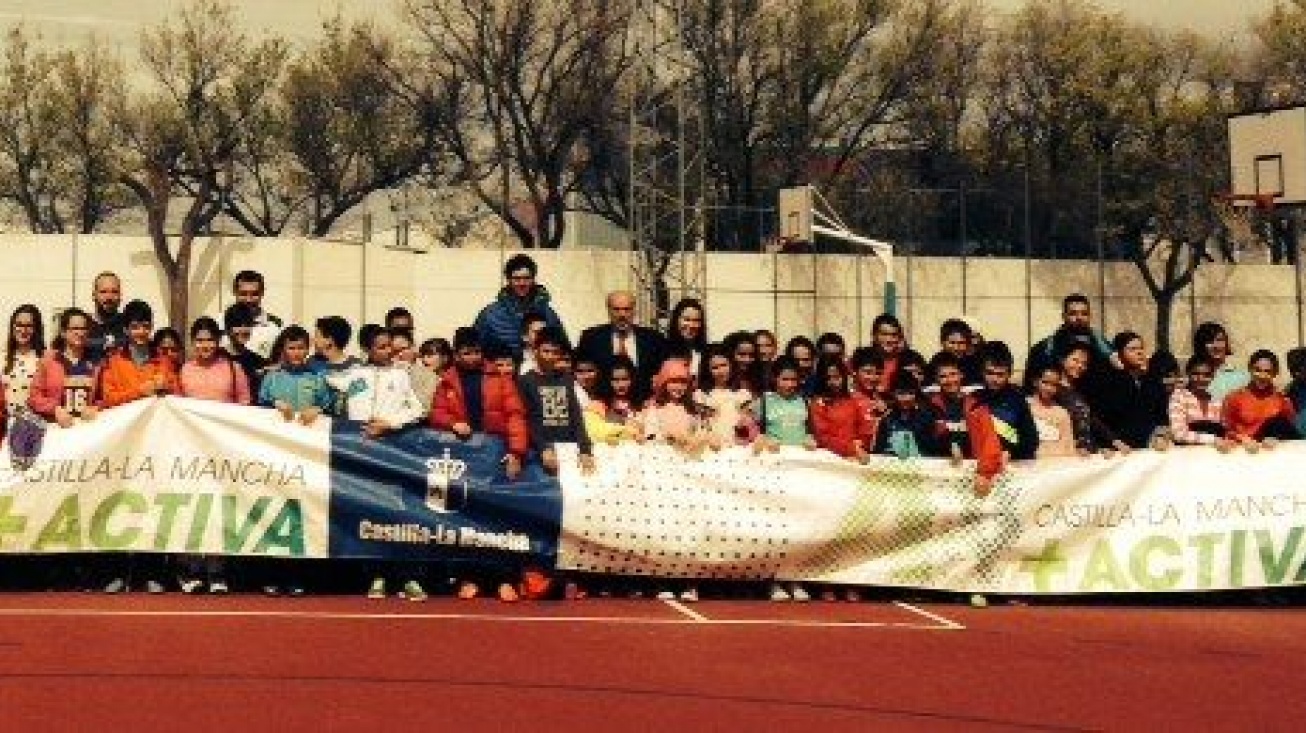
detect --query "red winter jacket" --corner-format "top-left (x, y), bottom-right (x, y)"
top-left (430, 366), bottom-right (530, 458)
top-left (810, 394), bottom-right (872, 458)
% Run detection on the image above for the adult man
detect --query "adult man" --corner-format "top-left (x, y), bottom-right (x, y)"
top-left (87, 272), bottom-right (125, 360)
top-left (232, 270), bottom-right (283, 360)
top-left (1023, 293), bottom-right (1114, 391)
top-left (576, 290), bottom-right (665, 392)
top-left (474, 254), bottom-right (566, 360)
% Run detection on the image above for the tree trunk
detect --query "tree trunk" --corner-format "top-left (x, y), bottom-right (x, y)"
top-left (1154, 292), bottom-right (1173, 353)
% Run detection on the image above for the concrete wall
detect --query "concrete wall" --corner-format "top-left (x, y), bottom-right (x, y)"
top-left (5, 234), bottom-right (1303, 360)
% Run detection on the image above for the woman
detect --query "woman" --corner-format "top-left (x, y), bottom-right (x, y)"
top-left (1193, 322), bottom-right (1248, 402)
top-left (176, 317), bottom-right (252, 594)
top-left (664, 298), bottom-right (707, 375)
top-left (722, 331), bottom-right (764, 395)
top-left (1224, 350), bottom-right (1298, 451)
top-left (1084, 331), bottom-right (1169, 450)
top-left (3, 305), bottom-right (44, 427)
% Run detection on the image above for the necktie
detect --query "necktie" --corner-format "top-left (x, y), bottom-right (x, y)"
top-left (616, 330), bottom-right (630, 358)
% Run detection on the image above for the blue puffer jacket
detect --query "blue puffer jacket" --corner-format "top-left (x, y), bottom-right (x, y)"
top-left (474, 285), bottom-right (567, 359)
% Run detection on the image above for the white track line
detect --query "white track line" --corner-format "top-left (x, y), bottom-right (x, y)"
top-left (0, 607), bottom-right (958, 630)
top-left (892, 601), bottom-right (966, 630)
top-left (662, 598), bottom-right (709, 622)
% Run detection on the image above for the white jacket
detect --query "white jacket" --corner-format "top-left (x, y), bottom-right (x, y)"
top-left (326, 364), bottom-right (423, 427)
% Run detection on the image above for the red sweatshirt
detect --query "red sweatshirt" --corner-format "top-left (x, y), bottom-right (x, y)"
top-left (430, 366), bottom-right (530, 458)
top-left (1223, 387), bottom-right (1296, 441)
top-left (810, 394), bottom-right (872, 458)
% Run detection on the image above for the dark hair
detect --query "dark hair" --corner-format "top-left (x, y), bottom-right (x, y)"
top-left (453, 326), bottom-right (481, 351)
top-left (595, 354), bottom-right (648, 410)
top-left (1111, 330), bottom-right (1142, 354)
top-left (723, 330), bottom-right (763, 393)
top-left (1185, 353), bottom-right (1217, 374)
top-left (979, 341), bottom-right (1014, 370)
top-left (889, 369), bottom-right (921, 396)
top-left (151, 327), bottom-right (183, 361)
top-left (850, 346), bottom-right (884, 371)
top-left (535, 326), bottom-right (569, 351)
top-left (390, 329), bottom-right (414, 347)
top-left (815, 332), bottom-right (845, 352)
top-left (419, 337), bottom-right (452, 360)
top-left (385, 307), bottom-right (413, 327)
top-left (5, 304), bottom-right (45, 376)
top-left (483, 341), bottom-right (513, 361)
top-left (899, 349), bottom-right (928, 373)
top-left (813, 355), bottom-right (850, 397)
top-left (189, 316), bottom-right (221, 341)
top-left (698, 342), bottom-right (735, 388)
top-left (121, 299), bottom-right (153, 327)
top-left (784, 335), bottom-right (816, 360)
top-left (223, 302), bottom-right (256, 329)
top-left (753, 329), bottom-right (776, 346)
top-left (232, 270), bottom-right (265, 293)
top-left (1062, 293), bottom-right (1091, 312)
top-left (666, 298), bottom-right (707, 353)
top-left (872, 313), bottom-right (903, 335)
top-left (939, 318), bottom-right (972, 343)
top-left (316, 316), bottom-right (352, 350)
top-left (1193, 322), bottom-right (1231, 360)
top-left (1147, 350), bottom-right (1180, 380)
top-left (503, 253), bottom-right (538, 279)
top-left (270, 325), bottom-right (310, 364)
top-left (1287, 347), bottom-right (1306, 376)
top-left (1037, 363), bottom-right (1066, 379)
top-left (771, 355), bottom-right (800, 379)
top-left (521, 311), bottom-right (547, 337)
top-left (1054, 339), bottom-right (1093, 365)
top-left (928, 351), bottom-right (961, 382)
top-left (358, 324), bottom-right (385, 351)
top-left (52, 307), bottom-right (91, 352)
top-left (1248, 349), bottom-right (1279, 371)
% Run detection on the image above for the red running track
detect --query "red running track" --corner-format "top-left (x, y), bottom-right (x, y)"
top-left (0, 593), bottom-right (1302, 732)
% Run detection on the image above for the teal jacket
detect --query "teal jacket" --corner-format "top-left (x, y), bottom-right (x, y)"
top-left (258, 365), bottom-right (332, 412)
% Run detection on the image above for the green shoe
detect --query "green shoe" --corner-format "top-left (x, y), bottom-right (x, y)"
top-left (401, 580), bottom-right (428, 602)
top-left (367, 577), bottom-right (386, 600)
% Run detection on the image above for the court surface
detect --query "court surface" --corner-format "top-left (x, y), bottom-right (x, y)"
top-left (0, 592), bottom-right (1301, 732)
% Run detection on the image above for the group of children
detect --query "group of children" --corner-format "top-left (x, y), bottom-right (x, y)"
top-left (3, 285), bottom-right (1305, 604)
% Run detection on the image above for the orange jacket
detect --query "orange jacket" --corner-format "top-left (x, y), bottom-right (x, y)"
top-left (98, 349), bottom-right (180, 408)
top-left (430, 366), bottom-right (530, 458)
top-left (1223, 388), bottom-right (1296, 441)
top-left (810, 395), bottom-right (872, 458)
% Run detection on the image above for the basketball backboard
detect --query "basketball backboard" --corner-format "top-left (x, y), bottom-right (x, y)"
top-left (1228, 106), bottom-right (1306, 206)
top-left (778, 186), bottom-right (814, 242)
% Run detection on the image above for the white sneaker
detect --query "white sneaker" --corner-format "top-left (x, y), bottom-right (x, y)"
top-left (789, 583), bottom-right (811, 602)
top-left (367, 577), bottom-right (386, 600)
top-left (145, 580), bottom-right (165, 594)
top-left (103, 578), bottom-right (126, 594)
top-left (769, 583), bottom-right (791, 602)
top-left (400, 580), bottom-right (427, 602)
top-left (209, 580), bottom-right (229, 595)
top-left (655, 590), bottom-right (676, 601)
top-left (679, 587), bottom-right (699, 603)
top-left (179, 577), bottom-right (203, 594)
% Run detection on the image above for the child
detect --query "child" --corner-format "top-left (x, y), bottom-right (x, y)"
top-left (1223, 350), bottom-right (1299, 452)
top-left (259, 326), bottom-right (332, 426)
top-left (224, 303), bottom-right (270, 397)
top-left (757, 356), bottom-right (815, 451)
top-left (641, 358), bottom-right (708, 457)
top-left (966, 342), bottom-right (1039, 496)
top-left (1168, 354), bottom-right (1230, 450)
top-left (849, 347), bottom-right (886, 453)
top-left (695, 345), bottom-right (758, 448)
top-left (873, 371), bottom-right (941, 459)
top-left (809, 355), bottom-right (871, 462)
top-left (588, 355), bottom-right (645, 445)
top-left (1287, 347), bottom-right (1306, 438)
top-left (927, 353), bottom-right (972, 464)
top-left (1027, 365), bottom-right (1076, 458)
top-left (179, 317), bottom-right (253, 407)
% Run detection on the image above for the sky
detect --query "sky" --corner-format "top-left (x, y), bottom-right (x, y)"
top-left (0, 0), bottom-right (1282, 50)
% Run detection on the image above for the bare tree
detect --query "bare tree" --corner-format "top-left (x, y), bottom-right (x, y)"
top-left (0, 26), bottom-right (64, 233)
top-left (51, 40), bottom-right (132, 234)
top-left (115, 0), bottom-right (288, 328)
top-left (401, 0), bottom-right (634, 249)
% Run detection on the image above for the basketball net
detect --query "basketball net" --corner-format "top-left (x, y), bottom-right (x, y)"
top-left (1213, 194), bottom-right (1275, 254)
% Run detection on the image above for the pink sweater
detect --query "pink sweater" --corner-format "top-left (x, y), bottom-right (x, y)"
top-left (179, 358), bottom-right (252, 405)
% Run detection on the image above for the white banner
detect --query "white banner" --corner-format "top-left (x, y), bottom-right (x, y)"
top-left (558, 443), bottom-right (1306, 593)
top-left (0, 398), bottom-right (331, 557)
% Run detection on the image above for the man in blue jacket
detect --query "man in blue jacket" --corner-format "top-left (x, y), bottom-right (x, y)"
top-left (474, 254), bottom-right (567, 361)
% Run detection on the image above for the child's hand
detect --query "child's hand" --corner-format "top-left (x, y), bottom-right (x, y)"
top-left (1264, 437), bottom-right (1280, 451)
top-left (542, 448), bottom-right (559, 474)
top-left (803, 437), bottom-right (817, 451)
top-left (1245, 439), bottom-right (1261, 454)
top-left (1150, 435), bottom-right (1171, 452)
top-left (275, 401), bottom-right (294, 421)
top-left (1215, 438), bottom-right (1235, 454)
top-left (81, 406), bottom-right (98, 422)
top-left (54, 407), bottom-right (74, 429)
top-left (452, 422), bottom-right (473, 439)
top-left (974, 474), bottom-right (994, 497)
top-left (363, 419), bottom-right (393, 439)
top-left (299, 407), bottom-right (321, 426)
top-left (504, 454), bottom-right (522, 480)
top-left (578, 453), bottom-right (596, 475)
top-left (1111, 440), bottom-right (1131, 455)
top-left (949, 443), bottom-right (964, 468)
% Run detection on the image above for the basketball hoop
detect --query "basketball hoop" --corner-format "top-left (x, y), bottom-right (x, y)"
top-left (1213, 192), bottom-right (1276, 253)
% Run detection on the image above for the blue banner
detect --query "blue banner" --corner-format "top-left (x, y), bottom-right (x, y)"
top-left (327, 422), bottom-right (562, 566)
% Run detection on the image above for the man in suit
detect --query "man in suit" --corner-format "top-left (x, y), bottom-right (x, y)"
top-left (576, 291), bottom-right (665, 393)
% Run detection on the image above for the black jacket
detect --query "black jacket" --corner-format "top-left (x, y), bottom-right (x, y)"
top-left (576, 324), bottom-right (666, 393)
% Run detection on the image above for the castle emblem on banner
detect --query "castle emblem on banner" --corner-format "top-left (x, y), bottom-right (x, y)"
top-left (425, 449), bottom-right (468, 514)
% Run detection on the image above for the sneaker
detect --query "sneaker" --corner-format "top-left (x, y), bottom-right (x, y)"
top-left (769, 583), bottom-right (791, 602)
top-left (820, 589), bottom-right (838, 603)
top-left (367, 577), bottom-right (386, 600)
top-left (146, 580), bottom-right (165, 594)
top-left (789, 583), bottom-right (811, 602)
top-left (457, 581), bottom-right (480, 600)
top-left (497, 583), bottom-right (519, 603)
top-left (655, 590), bottom-right (676, 601)
top-left (679, 587), bottom-right (699, 603)
top-left (400, 580), bottom-right (428, 602)
top-left (262, 585), bottom-right (282, 596)
top-left (209, 580), bottom-right (229, 595)
top-left (288, 586), bottom-right (306, 597)
top-left (179, 577), bottom-right (203, 594)
top-left (103, 578), bottom-right (126, 594)
top-left (563, 581), bottom-right (586, 600)
top-left (844, 588), bottom-right (862, 603)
